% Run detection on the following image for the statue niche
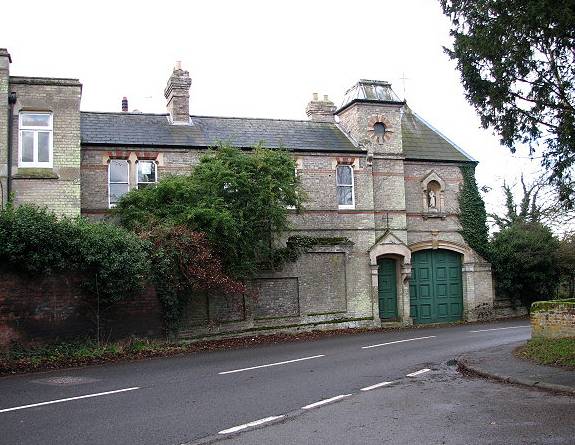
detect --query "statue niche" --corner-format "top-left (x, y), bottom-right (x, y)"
top-left (426, 181), bottom-right (440, 212)
top-left (421, 171), bottom-right (445, 217)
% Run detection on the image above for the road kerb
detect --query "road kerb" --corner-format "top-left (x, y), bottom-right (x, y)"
top-left (456, 358), bottom-right (575, 396)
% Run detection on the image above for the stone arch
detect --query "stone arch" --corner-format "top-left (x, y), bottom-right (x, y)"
top-left (369, 234), bottom-right (413, 324)
top-left (369, 242), bottom-right (411, 267)
top-left (421, 170), bottom-right (446, 191)
top-left (409, 240), bottom-right (473, 263)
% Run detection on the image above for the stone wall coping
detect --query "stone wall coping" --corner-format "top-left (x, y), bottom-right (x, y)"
top-left (10, 75), bottom-right (82, 88)
top-left (13, 168), bottom-right (59, 180)
top-left (532, 299), bottom-right (575, 313)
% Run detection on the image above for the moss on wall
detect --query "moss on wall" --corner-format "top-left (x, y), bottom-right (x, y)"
top-left (531, 299), bottom-right (575, 313)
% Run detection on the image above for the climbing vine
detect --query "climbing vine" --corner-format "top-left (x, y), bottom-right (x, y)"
top-left (458, 165), bottom-right (490, 260)
top-left (144, 225), bottom-right (247, 334)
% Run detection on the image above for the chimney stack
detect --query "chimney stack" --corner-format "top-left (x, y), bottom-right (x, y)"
top-left (306, 93), bottom-right (336, 122)
top-left (122, 97), bottom-right (128, 112)
top-left (164, 61), bottom-right (192, 125)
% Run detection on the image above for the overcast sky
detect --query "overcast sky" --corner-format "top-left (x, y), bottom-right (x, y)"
top-left (2, 0), bottom-right (544, 220)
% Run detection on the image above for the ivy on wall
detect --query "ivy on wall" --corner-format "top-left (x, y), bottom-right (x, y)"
top-left (271, 235), bottom-right (353, 269)
top-left (458, 165), bottom-right (490, 260)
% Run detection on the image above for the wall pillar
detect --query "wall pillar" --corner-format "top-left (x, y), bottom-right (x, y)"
top-left (462, 262), bottom-right (475, 321)
top-left (0, 49), bottom-right (11, 208)
top-left (400, 263), bottom-right (413, 324)
top-left (370, 263), bottom-right (380, 322)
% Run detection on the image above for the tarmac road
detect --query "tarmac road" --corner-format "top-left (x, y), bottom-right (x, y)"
top-left (205, 361), bottom-right (575, 445)
top-left (0, 320), bottom-right (534, 445)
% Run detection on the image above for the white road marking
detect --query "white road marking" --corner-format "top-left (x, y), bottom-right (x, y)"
top-left (469, 326), bottom-right (530, 333)
top-left (302, 394), bottom-right (352, 410)
top-left (218, 416), bottom-right (284, 434)
top-left (0, 387), bottom-right (140, 414)
top-left (406, 368), bottom-right (431, 377)
top-left (360, 381), bottom-right (394, 391)
top-left (361, 335), bottom-right (436, 349)
top-left (218, 354), bottom-right (325, 375)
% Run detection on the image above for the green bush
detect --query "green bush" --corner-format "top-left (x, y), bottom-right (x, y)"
top-left (0, 203), bottom-right (77, 273)
top-left (113, 145), bottom-right (302, 279)
top-left (71, 218), bottom-right (149, 304)
top-left (0, 204), bottom-right (149, 306)
top-left (491, 221), bottom-right (560, 308)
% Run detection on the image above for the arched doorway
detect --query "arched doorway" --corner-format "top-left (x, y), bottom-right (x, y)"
top-left (377, 257), bottom-right (398, 320)
top-left (409, 249), bottom-right (463, 324)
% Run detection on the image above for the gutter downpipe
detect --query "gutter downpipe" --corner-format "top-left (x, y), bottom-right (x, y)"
top-left (7, 91), bottom-right (16, 203)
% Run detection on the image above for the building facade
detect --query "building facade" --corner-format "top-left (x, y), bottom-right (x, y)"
top-left (0, 48), bottom-right (495, 337)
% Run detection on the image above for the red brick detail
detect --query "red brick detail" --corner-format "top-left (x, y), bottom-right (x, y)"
top-left (106, 150), bottom-right (130, 159)
top-left (135, 151), bottom-right (159, 160)
top-left (336, 157), bottom-right (356, 165)
top-left (0, 271), bottom-right (163, 350)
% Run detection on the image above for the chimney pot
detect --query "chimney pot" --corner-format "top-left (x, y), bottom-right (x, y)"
top-left (306, 92), bottom-right (336, 123)
top-left (122, 96), bottom-right (128, 112)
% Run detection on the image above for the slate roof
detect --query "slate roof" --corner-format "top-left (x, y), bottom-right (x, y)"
top-left (80, 112), bottom-right (359, 152)
top-left (401, 108), bottom-right (476, 163)
top-left (80, 109), bottom-right (476, 163)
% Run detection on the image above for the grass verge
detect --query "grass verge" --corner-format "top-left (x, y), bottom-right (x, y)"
top-left (1, 329), bottom-right (380, 376)
top-left (517, 337), bottom-right (575, 369)
top-left (0, 338), bottom-right (188, 376)
top-left (0, 318), bottom-right (529, 377)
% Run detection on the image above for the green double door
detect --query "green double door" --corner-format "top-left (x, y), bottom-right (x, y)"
top-left (409, 249), bottom-right (463, 324)
top-left (378, 258), bottom-right (398, 320)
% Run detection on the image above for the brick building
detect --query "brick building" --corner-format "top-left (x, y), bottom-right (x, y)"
top-left (0, 48), bottom-right (499, 338)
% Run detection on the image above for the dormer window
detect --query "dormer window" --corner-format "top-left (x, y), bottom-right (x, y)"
top-left (18, 112), bottom-right (53, 168)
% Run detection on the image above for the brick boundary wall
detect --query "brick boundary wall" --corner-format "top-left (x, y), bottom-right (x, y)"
top-left (531, 299), bottom-right (575, 339)
top-left (0, 270), bottom-right (164, 350)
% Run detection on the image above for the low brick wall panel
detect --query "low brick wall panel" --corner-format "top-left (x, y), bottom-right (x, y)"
top-left (0, 271), bottom-right (163, 349)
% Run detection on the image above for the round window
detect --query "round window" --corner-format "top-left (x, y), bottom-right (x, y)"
top-left (373, 122), bottom-right (386, 137)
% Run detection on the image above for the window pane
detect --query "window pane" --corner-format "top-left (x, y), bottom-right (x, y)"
top-left (336, 165), bottom-right (352, 185)
top-left (363, 85), bottom-right (375, 100)
top-left (337, 186), bottom-right (353, 205)
top-left (21, 131), bottom-right (34, 162)
top-left (110, 183), bottom-right (130, 204)
top-left (373, 122), bottom-right (386, 137)
top-left (138, 161), bottom-right (156, 183)
top-left (109, 160), bottom-right (129, 183)
top-left (21, 113), bottom-right (50, 127)
top-left (38, 132), bottom-right (50, 162)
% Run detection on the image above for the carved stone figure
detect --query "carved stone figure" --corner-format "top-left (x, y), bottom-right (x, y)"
top-left (428, 190), bottom-right (436, 208)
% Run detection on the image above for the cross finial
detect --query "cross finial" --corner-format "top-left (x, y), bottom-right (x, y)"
top-left (400, 72), bottom-right (409, 100)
